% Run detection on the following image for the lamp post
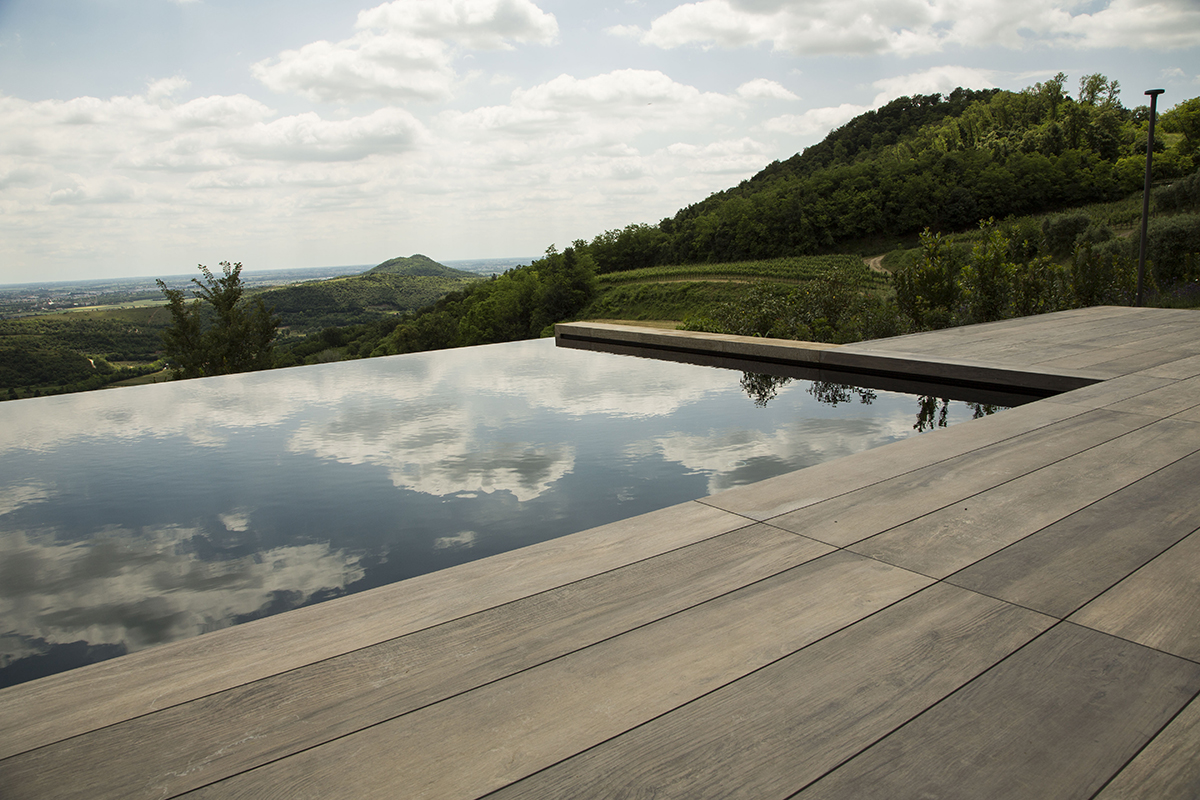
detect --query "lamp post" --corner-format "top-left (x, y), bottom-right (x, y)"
top-left (1138, 89), bottom-right (1165, 307)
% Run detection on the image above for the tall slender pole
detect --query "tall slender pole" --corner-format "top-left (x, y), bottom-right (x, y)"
top-left (1138, 89), bottom-right (1165, 307)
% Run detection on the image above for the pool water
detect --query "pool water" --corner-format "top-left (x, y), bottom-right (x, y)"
top-left (0, 337), bottom-right (1014, 686)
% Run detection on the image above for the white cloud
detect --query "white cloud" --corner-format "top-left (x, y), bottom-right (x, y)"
top-left (252, 0), bottom-right (559, 104)
top-left (0, 483), bottom-right (54, 517)
top-left (737, 78), bottom-right (799, 100)
top-left (868, 65), bottom-right (1000, 104)
top-left (512, 69), bottom-right (738, 117)
top-left (614, 0), bottom-right (1200, 56)
top-left (763, 103), bottom-right (870, 137)
top-left (0, 84), bottom-right (428, 266)
top-left (433, 531), bottom-right (478, 550)
top-left (252, 32), bottom-right (456, 104)
top-left (0, 59), bottom-right (777, 272)
top-left (441, 69), bottom-right (744, 171)
top-left (287, 404), bottom-right (578, 502)
top-left (357, 0), bottom-right (558, 51)
top-left (146, 76), bottom-right (191, 102)
top-left (763, 66), bottom-right (999, 137)
top-left (231, 108), bottom-right (426, 162)
top-left (48, 176), bottom-right (141, 205)
top-left (1048, 0), bottom-right (1200, 51)
top-left (662, 137), bottom-right (775, 174)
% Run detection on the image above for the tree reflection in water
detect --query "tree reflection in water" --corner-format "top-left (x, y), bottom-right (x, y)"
top-left (808, 381), bottom-right (877, 407)
top-left (739, 372), bottom-right (792, 408)
top-left (740, 372), bottom-right (1000, 432)
top-left (739, 372), bottom-right (880, 409)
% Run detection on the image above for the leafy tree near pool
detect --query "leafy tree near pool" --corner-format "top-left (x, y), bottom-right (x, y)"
top-left (157, 262), bottom-right (279, 379)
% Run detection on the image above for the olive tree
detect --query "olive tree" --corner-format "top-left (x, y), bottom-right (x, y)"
top-left (157, 262), bottom-right (279, 379)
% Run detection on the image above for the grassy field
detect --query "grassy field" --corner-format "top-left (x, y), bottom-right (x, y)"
top-left (596, 254), bottom-right (885, 287)
top-left (581, 255), bottom-right (888, 325)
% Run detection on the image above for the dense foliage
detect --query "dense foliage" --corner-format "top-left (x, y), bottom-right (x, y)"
top-left (677, 262), bottom-right (901, 344)
top-left (0, 309), bottom-right (168, 398)
top-left (258, 271), bottom-right (478, 333)
top-left (680, 205), bottom-right (1200, 344)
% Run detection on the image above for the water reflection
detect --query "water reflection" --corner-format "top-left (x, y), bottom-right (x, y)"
top-left (286, 405), bottom-right (577, 502)
top-left (0, 338), bottom-right (1016, 687)
top-left (741, 371), bottom-right (1006, 434)
top-left (0, 525), bottom-right (363, 678)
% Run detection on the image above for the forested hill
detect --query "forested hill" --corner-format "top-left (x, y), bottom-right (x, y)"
top-left (731, 88), bottom-right (1001, 191)
top-left (582, 75), bottom-right (1197, 272)
top-left (256, 254), bottom-right (479, 332)
top-left (366, 254), bottom-right (476, 278)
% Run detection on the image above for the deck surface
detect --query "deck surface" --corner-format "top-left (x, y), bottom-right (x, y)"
top-left (5, 306), bottom-right (1200, 798)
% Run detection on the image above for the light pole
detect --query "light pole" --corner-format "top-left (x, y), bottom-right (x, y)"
top-left (1138, 88), bottom-right (1165, 307)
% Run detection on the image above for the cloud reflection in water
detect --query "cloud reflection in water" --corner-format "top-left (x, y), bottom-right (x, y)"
top-left (0, 338), bottom-right (998, 686)
top-left (0, 524), bottom-right (364, 671)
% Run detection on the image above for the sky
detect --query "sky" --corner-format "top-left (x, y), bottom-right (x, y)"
top-left (0, 0), bottom-right (1198, 283)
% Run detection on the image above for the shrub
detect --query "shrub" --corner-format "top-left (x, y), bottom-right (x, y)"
top-left (1072, 244), bottom-right (1140, 306)
top-left (1042, 212), bottom-right (1092, 257)
top-left (1146, 213), bottom-right (1200, 287)
top-left (1155, 169), bottom-right (1200, 213)
top-left (894, 229), bottom-right (964, 330)
top-left (957, 220), bottom-right (1016, 323)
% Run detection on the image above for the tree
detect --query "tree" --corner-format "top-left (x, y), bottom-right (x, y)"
top-left (1161, 97), bottom-right (1200, 155)
top-left (157, 262), bottom-right (279, 379)
top-left (1077, 73), bottom-right (1120, 107)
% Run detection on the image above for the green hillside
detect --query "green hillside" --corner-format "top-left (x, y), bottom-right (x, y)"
top-left (258, 264), bottom-right (479, 334)
top-left (366, 254), bottom-right (476, 278)
top-left (582, 76), bottom-right (1197, 270)
top-left (0, 307), bottom-right (169, 398)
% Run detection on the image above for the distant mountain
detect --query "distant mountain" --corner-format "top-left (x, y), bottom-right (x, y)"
top-left (366, 254), bottom-right (476, 278)
top-left (257, 261), bottom-right (479, 334)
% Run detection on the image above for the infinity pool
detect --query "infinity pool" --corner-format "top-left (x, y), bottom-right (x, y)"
top-left (0, 337), bottom-right (1019, 686)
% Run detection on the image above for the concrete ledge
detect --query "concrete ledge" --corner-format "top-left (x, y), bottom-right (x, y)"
top-left (821, 348), bottom-right (1103, 394)
top-left (555, 322), bottom-right (837, 366)
top-left (556, 322), bottom-right (1104, 394)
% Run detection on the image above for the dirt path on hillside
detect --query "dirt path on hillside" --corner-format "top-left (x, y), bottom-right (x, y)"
top-left (864, 255), bottom-right (889, 274)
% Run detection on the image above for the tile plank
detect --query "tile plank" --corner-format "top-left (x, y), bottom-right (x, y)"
top-left (948, 451), bottom-right (1200, 618)
top-left (796, 623), bottom-right (1200, 800)
top-left (182, 552), bottom-right (933, 800)
top-left (487, 584), bottom-right (1052, 800)
top-left (1142, 353), bottom-right (1200, 380)
top-left (1071, 529), bottom-right (1200, 661)
top-left (850, 418), bottom-right (1200, 578)
top-left (1041, 372), bottom-right (1173, 409)
top-left (1095, 693), bottom-right (1200, 798)
top-left (1103, 375), bottom-right (1200, 417)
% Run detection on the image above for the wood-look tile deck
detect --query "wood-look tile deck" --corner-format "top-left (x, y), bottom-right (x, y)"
top-left (4, 305), bottom-right (1200, 799)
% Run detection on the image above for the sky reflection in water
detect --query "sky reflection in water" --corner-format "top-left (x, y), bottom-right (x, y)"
top-left (0, 338), bottom-right (1005, 686)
